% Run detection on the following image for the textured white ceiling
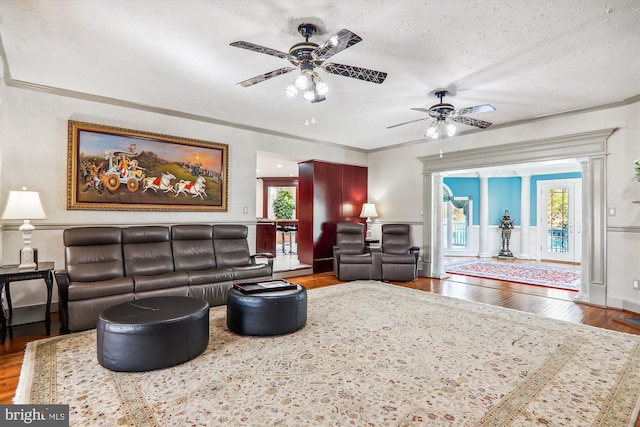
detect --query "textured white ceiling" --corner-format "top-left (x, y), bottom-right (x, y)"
top-left (1, 0), bottom-right (639, 157)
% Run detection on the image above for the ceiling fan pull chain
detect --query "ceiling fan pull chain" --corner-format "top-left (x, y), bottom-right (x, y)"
top-left (304, 102), bottom-right (317, 126)
top-left (305, 102), bottom-right (310, 126)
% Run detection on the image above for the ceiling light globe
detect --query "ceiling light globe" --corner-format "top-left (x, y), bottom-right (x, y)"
top-left (303, 90), bottom-right (315, 101)
top-left (446, 123), bottom-right (457, 137)
top-left (285, 85), bottom-right (298, 97)
top-left (294, 74), bottom-right (308, 90)
top-left (425, 124), bottom-right (438, 139)
top-left (315, 81), bottom-right (328, 95)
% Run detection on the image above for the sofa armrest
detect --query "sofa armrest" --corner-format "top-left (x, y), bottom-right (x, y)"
top-left (54, 269), bottom-right (70, 332)
top-left (369, 247), bottom-right (382, 280)
top-left (251, 252), bottom-right (274, 273)
top-left (409, 247), bottom-right (420, 263)
top-left (332, 246), bottom-right (342, 276)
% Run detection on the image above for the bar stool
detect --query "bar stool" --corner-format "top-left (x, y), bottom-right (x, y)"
top-left (286, 225), bottom-right (298, 255)
top-left (276, 225), bottom-right (291, 254)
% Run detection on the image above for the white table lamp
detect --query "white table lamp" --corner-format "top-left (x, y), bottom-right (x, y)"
top-left (359, 203), bottom-right (379, 239)
top-left (1, 188), bottom-right (47, 269)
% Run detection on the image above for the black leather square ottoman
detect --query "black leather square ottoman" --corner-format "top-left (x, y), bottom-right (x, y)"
top-left (227, 285), bottom-right (307, 336)
top-left (97, 296), bottom-right (209, 372)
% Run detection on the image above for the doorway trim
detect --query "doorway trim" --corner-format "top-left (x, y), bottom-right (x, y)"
top-left (418, 128), bottom-right (616, 306)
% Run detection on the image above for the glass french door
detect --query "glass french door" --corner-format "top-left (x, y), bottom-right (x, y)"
top-left (537, 179), bottom-right (581, 262)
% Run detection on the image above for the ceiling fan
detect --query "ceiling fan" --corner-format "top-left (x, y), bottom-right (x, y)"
top-left (230, 23), bottom-right (387, 103)
top-left (387, 91), bottom-right (495, 138)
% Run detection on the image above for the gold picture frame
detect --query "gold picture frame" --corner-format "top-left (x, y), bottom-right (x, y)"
top-left (67, 120), bottom-right (228, 211)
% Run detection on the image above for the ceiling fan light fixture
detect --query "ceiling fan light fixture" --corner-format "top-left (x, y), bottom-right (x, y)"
top-left (303, 89), bottom-right (315, 101)
top-left (315, 79), bottom-right (328, 96)
top-left (425, 122), bottom-right (438, 139)
top-left (446, 122), bottom-right (457, 137)
top-left (285, 84), bottom-right (298, 97)
top-left (294, 74), bottom-right (309, 90)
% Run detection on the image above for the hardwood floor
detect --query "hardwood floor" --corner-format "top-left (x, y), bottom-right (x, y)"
top-left (2, 271), bottom-right (639, 425)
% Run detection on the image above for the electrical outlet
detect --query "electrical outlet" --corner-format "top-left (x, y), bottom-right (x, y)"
top-left (634, 280), bottom-right (640, 290)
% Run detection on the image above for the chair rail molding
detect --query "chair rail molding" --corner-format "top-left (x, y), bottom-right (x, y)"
top-left (418, 128), bottom-right (616, 307)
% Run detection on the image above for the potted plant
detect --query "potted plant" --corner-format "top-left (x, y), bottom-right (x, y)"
top-left (273, 190), bottom-right (296, 219)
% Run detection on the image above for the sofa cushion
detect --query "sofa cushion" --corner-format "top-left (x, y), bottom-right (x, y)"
top-left (123, 226), bottom-right (174, 276)
top-left (171, 225), bottom-right (217, 270)
top-left (340, 243), bottom-right (365, 255)
top-left (340, 253), bottom-right (373, 264)
top-left (381, 253), bottom-right (416, 264)
top-left (230, 264), bottom-right (272, 281)
top-left (68, 277), bottom-right (134, 301)
top-left (132, 271), bottom-right (190, 292)
top-left (213, 224), bottom-right (252, 267)
top-left (383, 243), bottom-right (409, 256)
top-left (64, 227), bottom-right (124, 282)
top-left (186, 268), bottom-right (234, 286)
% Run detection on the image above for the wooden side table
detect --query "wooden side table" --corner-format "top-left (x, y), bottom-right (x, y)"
top-left (0, 262), bottom-right (54, 343)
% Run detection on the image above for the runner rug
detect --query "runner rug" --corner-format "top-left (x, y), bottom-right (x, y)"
top-left (15, 281), bottom-right (640, 426)
top-left (446, 258), bottom-right (581, 291)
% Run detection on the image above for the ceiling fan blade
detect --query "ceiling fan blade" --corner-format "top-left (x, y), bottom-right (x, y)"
top-left (410, 108), bottom-right (430, 113)
top-left (236, 67), bottom-right (297, 87)
top-left (322, 63), bottom-right (387, 84)
top-left (386, 117), bottom-right (427, 129)
top-left (230, 41), bottom-right (289, 59)
top-left (452, 104), bottom-right (496, 115)
top-left (451, 115), bottom-right (493, 129)
top-left (312, 29), bottom-right (362, 61)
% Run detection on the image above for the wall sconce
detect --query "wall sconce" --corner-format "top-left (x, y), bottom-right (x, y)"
top-left (1, 188), bottom-right (47, 269)
top-left (359, 203), bottom-right (379, 239)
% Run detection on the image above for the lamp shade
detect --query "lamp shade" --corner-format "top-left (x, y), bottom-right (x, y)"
top-left (1, 189), bottom-right (47, 220)
top-left (359, 203), bottom-right (379, 219)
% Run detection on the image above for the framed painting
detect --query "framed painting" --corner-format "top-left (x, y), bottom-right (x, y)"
top-left (67, 120), bottom-right (228, 211)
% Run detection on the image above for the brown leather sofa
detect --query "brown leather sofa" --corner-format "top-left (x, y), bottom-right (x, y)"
top-left (55, 224), bottom-right (273, 332)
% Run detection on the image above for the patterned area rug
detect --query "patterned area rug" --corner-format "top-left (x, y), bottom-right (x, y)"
top-left (16, 281), bottom-right (640, 426)
top-left (446, 259), bottom-right (581, 291)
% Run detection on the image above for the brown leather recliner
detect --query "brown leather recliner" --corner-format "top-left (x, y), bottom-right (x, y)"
top-left (332, 222), bottom-right (375, 281)
top-left (378, 224), bottom-right (420, 282)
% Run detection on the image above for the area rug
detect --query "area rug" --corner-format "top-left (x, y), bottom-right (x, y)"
top-left (446, 258), bottom-right (581, 291)
top-left (15, 281), bottom-right (640, 426)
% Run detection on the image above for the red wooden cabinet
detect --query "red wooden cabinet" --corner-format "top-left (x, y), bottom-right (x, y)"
top-left (298, 160), bottom-right (368, 273)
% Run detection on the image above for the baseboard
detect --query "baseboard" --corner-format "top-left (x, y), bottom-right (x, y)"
top-left (622, 299), bottom-right (640, 315)
top-left (606, 297), bottom-right (640, 315)
top-left (274, 268), bottom-right (314, 279)
top-left (7, 302), bottom-right (59, 326)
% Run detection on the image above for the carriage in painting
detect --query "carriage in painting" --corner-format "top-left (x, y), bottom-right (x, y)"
top-left (102, 149), bottom-right (145, 192)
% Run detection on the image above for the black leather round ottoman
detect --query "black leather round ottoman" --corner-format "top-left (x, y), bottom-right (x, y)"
top-left (227, 285), bottom-right (307, 336)
top-left (97, 296), bottom-right (209, 372)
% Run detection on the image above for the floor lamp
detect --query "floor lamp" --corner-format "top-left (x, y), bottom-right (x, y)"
top-left (359, 203), bottom-right (379, 239)
top-left (1, 188), bottom-right (47, 269)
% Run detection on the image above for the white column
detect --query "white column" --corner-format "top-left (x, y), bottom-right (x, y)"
top-left (519, 174), bottom-right (531, 259)
top-left (478, 175), bottom-right (490, 258)
top-left (446, 202), bottom-right (453, 250)
top-left (432, 173), bottom-right (446, 277)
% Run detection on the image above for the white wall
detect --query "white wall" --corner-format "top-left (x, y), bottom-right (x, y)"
top-left (368, 102), bottom-right (640, 311)
top-left (2, 82), bottom-right (639, 313)
top-left (0, 84), bottom-right (367, 308)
